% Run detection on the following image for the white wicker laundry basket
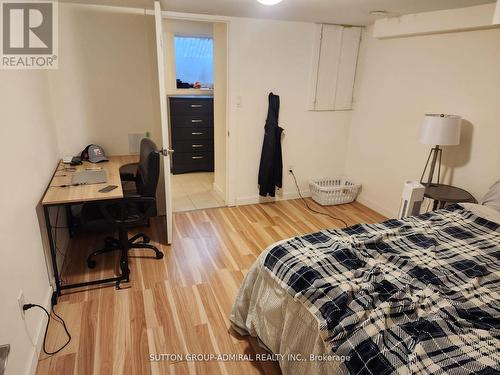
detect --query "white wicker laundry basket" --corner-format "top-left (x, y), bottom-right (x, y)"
top-left (309, 176), bottom-right (361, 206)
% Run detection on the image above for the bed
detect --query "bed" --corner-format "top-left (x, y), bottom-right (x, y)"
top-left (231, 203), bottom-right (500, 374)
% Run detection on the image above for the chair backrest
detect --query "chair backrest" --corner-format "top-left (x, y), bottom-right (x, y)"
top-left (136, 138), bottom-right (160, 197)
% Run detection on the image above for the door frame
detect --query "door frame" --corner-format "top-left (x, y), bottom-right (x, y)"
top-left (153, 2), bottom-right (174, 244)
top-left (160, 10), bottom-right (234, 207)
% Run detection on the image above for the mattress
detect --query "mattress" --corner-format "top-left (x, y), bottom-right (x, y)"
top-left (230, 204), bottom-right (500, 375)
top-left (461, 202), bottom-right (500, 224)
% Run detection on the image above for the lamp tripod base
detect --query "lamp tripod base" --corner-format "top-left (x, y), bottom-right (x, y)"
top-left (420, 145), bottom-right (442, 186)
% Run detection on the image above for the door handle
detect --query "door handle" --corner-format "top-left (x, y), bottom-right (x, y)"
top-left (159, 148), bottom-right (174, 156)
top-left (191, 104), bottom-right (203, 108)
top-left (191, 132), bottom-right (203, 135)
top-left (191, 119), bottom-right (203, 123)
top-left (192, 156), bottom-right (204, 159)
top-left (191, 144), bottom-right (204, 148)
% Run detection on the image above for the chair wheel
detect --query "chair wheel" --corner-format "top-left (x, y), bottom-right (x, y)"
top-left (156, 252), bottom-right (164, 260)
top-left (87, 259), bottom-right (97, 269)
top-left (142, 235), bottom-right (150, 243)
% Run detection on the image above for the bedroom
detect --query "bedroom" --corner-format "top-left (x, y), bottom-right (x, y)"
top-left (0, 0), bottom-right (499, 374)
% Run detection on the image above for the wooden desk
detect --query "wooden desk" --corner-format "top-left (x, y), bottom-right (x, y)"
top-left (42, 155), bottom-right (138, 206)
top-left (42, 155), bottom-right (139, 304)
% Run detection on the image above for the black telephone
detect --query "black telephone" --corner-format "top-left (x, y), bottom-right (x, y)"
top-left (70, 156), bottom-right (82, 166)
top-left (99, 185), bottom-right (118, 193)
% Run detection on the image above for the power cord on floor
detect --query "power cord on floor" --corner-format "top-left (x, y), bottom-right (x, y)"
top-left (23, 304), bottom-right (71, 356)
top-left (290, 170), bottom-right (348, 228)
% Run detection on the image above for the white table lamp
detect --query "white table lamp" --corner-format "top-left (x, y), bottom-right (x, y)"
top-left (419, 114), bottom-right (461, 185)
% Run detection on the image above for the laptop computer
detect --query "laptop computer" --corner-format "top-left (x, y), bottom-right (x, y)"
top-left (71, 169), bottom-right (107, 185)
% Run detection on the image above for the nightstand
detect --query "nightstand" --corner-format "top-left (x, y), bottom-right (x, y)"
top-left (423, 184), bottom-right (477, 210)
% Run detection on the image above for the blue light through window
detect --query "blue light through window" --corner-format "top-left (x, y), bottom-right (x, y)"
top-left (174, 36), bottom-right (214, 89)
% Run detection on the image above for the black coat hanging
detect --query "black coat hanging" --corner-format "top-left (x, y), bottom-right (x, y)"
top-left (258, 93), bottom-right (283, 197)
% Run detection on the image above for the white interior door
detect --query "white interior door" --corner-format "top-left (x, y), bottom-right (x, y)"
top-left (154, 1), bottom-right (173, 244)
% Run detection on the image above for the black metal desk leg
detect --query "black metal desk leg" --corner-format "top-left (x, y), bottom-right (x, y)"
top-left (44, 205), bottom-right (61, 305)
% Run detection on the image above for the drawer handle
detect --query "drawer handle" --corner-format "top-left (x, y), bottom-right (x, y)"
top-left (192, 132), bottom-right (203, 135)
top-left (192, 156), bottom-right (204, 159)
top-left (191, 104), bottom-right (203, 108)
top-left (191, 119), bottom-right (203, 123)
top-left (192, 144), bottom-right (204, 148)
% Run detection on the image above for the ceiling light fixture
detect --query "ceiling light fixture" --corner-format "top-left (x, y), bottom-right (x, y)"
top-left (257, 0), bottom-right (283, 5)
top-left (370, 10), bottom-right (388, 16)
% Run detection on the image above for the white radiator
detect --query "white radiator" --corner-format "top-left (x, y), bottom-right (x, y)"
top-left (399, 181), bottom-right (425, 219)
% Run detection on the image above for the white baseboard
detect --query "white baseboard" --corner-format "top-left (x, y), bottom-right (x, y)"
top-left (235, 190), bottom-right (397, 219)
top-left (356, 195), bottom-right (397, 219)
top-left (235, 189), bottom-right (311, 206)
top-left (27, 286), bottom-right (53, 375)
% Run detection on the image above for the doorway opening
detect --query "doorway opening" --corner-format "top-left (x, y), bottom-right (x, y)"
top-left (163, 18), bottom-right (228, 213)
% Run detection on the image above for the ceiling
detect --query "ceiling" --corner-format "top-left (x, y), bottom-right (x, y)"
top-left (60, 0), bottom-right (496, 25)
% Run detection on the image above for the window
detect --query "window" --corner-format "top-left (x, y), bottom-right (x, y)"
top-left (174, 36), bottom-right (214, 90)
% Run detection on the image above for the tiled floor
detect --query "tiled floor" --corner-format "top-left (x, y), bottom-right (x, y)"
top-left (171, 172), bottom-right (225, 212)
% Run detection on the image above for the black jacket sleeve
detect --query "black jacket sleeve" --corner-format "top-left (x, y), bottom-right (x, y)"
top-left (258, 93), bottom-right (283, 197)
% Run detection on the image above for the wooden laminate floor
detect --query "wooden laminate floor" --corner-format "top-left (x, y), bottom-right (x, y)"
top-left (35, 199), bottom-right (385, 375)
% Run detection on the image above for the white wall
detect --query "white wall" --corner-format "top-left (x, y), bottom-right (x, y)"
top-left (213, 22), bottom-right (228, 199)
top-left (45, 5), bottom-right (500, 217)
top-left (49, 4), bottom-right (162, 157)
top-left (227, 17), bottom-right (352, 204)
top-left (6, 13), bottom-right (499, 374)
top-left (49, 8), bottom-right (352, 206)
top-left (346, 26), bottom-right (500, 217)
top-left (160, 14), bottom-right (354, 205)
top-left (0, 9), bottom-right (167, 374)
top-left (0, 71), bottom-right (59, 375)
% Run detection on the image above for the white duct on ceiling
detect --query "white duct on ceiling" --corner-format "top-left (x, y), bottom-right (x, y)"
top-left (494, 0), bottom-right (500, 24)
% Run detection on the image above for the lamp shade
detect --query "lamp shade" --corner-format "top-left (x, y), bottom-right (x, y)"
top-left (420, 114), bottom-right (461, 146)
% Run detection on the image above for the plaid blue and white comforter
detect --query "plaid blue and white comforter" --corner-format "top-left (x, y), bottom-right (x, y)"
top-left (264, 205), bottom-right (500, 374)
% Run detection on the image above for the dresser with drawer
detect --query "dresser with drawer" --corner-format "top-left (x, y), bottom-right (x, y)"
top-left (169, 96), bottom-right (214, 174)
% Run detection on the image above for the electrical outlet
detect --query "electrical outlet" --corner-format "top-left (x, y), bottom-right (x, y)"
top-left (287, 165), bottom-right (294, 175)
top-left (236, 96), bottom-right (243, 108)
top-left (17, 291), bottom-right (26, 318)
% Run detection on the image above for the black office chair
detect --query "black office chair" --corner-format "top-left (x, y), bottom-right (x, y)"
top-left (119, 162), bottom-right (140, 195)
top-left (83, 138), bottom-right (164, 283)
